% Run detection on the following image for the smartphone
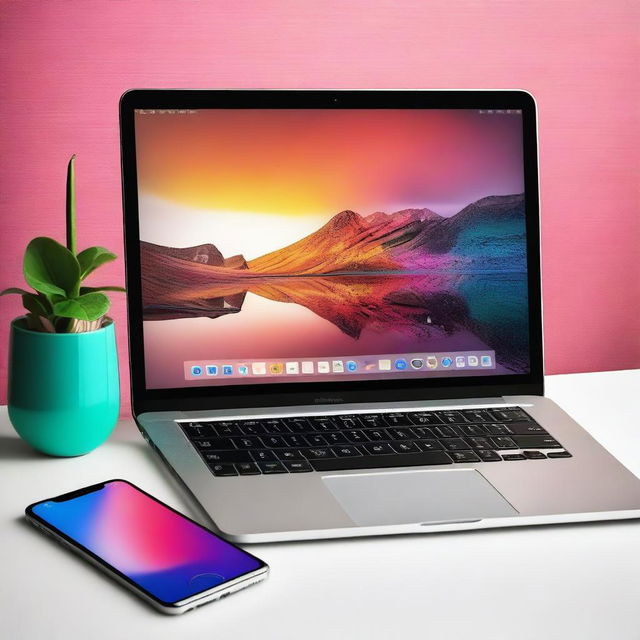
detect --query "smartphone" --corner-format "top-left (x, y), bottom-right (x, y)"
top-left (25, 479), bottom-right (268, 614)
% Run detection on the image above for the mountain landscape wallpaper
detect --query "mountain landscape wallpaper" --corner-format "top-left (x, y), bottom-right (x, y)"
top-left (135, 108), bottom-right (530, 389)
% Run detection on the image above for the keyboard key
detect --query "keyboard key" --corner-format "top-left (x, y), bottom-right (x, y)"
top-left (364, 429), bottom-right (390, 441)
top-left (195, 438), bottom-right (235, 450)
top-left (333, 445), bottom-right (363, 457)
top-left (409, 412), bottom-right (443, 426)
top-left (345, 430), bottom-right (367, 443)
top-left (492, 408), bottom-right (531, 421)
top-left (251, 450), bottom-right (278, 463)
top-left (209, 464), bottom-right (237, 476)
top-left (359, 415), bottom-right (387, 428)
top-left (307, 434), bottom-right (328, 446)
top-left (415, 439), bottom-right (444, 452)
top-left (264, 419), bottom-right (291, 434)
top-left (523, 450), bottom-right (547, 459)
top-left (433, 426), bottom-right (459, 438)
top-left (310, 451), bottom-right (453, 472)
top-left (235, 437), bottom-right (262, 449)
top-left (284, 460), bottom-right (313, 472)
top-left (502, 454), bottom-right (526, 461)
top-left (493, 437), bottom-right (518, 449)
top-left (214, 422), bottom-right (242, 436)
top-left (461, 409), bottom-right (495, 423)
top-left (182, 423), bottom-right (215, 438)
top-left (450, 450), bottom-right (481, 463)
top-left (511, 436), bottom-right (561, 449)
top-left (387, 428), bottom-right (416, 440)
top-left (363, 442), bottom-right (395, 455)
top-left (547, 450), bottom-right (572, 458)
top-left (440, 411), bottom-right (466, 424)
top-left (325, 432), bottom-right (348, 445)
top-left (204, 450), bottom-right (252, 463)
top-left (506, 422), bottom-right (548, 435)
top-left (485, 423), bottom-right (512, 435)
top-left (467, 437), bottom-right (493, 450)
top-left (258, 461), bottom-right (287, 474)
top-left (442, 438), bottom-right (470, 451)
top-left (283, 434), bottom-right (310, 448)
top-left (459, 424), bottom-right (488, 437)
top-left (411, 427), bottom-right (435, 439)
top-left (301, 447), bottom-right (334, 459)
top-left (383, 413), bottom-right (413, 427)
top-left (335, 416), bottom-right (362, 429)
top-left (239, 421), bottom-right (267, 436)
top-left (310, 419), bottom-right (339, 433)
top-left (477, 450), bottom-right (502, 462)
top-left (391, 441), bottom-right (421, 454)
top-left (275, 449), bottom-right (304, 461)
top-left (261, 435), bottom-right (288, 448)
top-left (236, 462), bottom-right (260, 475)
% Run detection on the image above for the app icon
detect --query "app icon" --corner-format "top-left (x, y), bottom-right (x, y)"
top-left (286, 362), bottom-right (300, 374)
top-left (301, 361), bottom-right (314, 374)
top-left (332, 360), bottom-right (344, 373)
top-left (346, 360), bottom-right (358, 372)
top-left (269, 363), bottom-right (284, 375)
top-left (410, 358), bottom-right (424, 369)
top-left (441, 357), bottom-right (452, 368)
top-left (378, 359), bottom-right (391, 371)
top-left (222, 365), bottom-right (233, 375)
top-left (191, 365), bottom-right (203, 376)
top-left (238, 365), bottom-right (249, 376)
top-left (468, 355), bottom-right (479, 367)
top-left (252, 362), bottom-right (266, 375)
top-left (481, 355), bottom-right (493, 367)
top-left (426, 356), bottom-right (438, 369)
top-left (317, 361), bottom-right (330, 374)
top-left (394, 359), bottom-right (407, 370)
top-left (205, 364), bottom-right (218, 376)
top-left (455, 356), bottom-right (466, 368)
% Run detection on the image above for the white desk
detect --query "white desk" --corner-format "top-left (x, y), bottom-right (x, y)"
top-left (2, 370), bottom-right (640, 640)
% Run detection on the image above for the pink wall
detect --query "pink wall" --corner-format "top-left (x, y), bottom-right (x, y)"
top-left (1, 1), bottom-right (638, 416)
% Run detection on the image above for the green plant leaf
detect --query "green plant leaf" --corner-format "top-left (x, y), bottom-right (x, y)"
top-left (80, 285), bottom-right (126, 295)
top-left (23, 237), bottom-right (80, 297)
top-left (22, 293), bottom-right (53, 317)
top-left (0, 287), bottom-right (32, 296)
top-left (53, 292), bottom-right (110, 321)
top-left (77, 247), bottom-right (117, 280)
top-left (66, 155), bottom-right (77, 255)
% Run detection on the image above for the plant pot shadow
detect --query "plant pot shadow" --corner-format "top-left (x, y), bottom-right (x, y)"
top-left (0, 435), bottom-right (51, 461)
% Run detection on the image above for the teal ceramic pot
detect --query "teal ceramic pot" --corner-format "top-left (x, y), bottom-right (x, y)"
top-left (7, 317), bottom-right (120, 456)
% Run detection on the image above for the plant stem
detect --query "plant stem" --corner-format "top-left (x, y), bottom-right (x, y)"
top-left (66, 154), bottom-right (77, 255)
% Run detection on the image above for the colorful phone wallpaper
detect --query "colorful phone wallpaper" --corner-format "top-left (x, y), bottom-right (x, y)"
top-left (134, 109), bottom-right (530, 389)
top-left (31, 482), bottom-right (263, 603)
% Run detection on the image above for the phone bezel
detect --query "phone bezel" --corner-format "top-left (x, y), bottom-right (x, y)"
top-left (25, 479), bottom-right (269, 613)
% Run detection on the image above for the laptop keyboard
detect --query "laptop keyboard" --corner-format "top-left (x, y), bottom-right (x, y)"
top-left (179, 407), bottom-right (571, 477)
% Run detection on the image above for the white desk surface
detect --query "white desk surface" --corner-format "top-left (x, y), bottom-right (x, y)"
top-left (2, 370), bottom-right (640, 640)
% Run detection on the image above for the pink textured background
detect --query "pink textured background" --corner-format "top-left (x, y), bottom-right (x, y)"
top-left (1, 1), bottom-right (639, 417)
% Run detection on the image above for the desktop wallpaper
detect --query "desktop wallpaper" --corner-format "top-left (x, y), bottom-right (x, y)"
top-left (32, 482), bottom-right (262, 604)
top-left (135, 109), bottom-right (529, 389)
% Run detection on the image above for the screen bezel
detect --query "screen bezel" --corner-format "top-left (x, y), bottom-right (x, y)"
top-left (120, 89), bottom-right (543, 416)
top-left (25, 479), bottom-right (268, 608)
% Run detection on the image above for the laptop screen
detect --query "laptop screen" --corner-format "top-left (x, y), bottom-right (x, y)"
top-left (134, 108), bottom-right (529, 390)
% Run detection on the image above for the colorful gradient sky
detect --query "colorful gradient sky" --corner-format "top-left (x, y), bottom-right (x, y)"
top-left (135, 109), bottom-right (524, 218)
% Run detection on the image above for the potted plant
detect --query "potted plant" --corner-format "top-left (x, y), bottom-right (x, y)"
top-left (1, 156), bottom-right (125, 456)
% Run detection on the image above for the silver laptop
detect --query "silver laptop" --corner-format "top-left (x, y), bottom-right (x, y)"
top-left (119, 89), bottom-right (640, 542)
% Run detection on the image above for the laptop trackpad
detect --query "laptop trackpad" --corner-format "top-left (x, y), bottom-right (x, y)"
top-left (323, 469), bottom-right (517, 527)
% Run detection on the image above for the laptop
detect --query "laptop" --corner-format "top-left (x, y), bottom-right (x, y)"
top-left (119, 89), bottom-right (640, 542)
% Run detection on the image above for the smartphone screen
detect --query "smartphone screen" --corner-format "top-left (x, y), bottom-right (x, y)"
top-left (28, 480), bottom-right (266, 606)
